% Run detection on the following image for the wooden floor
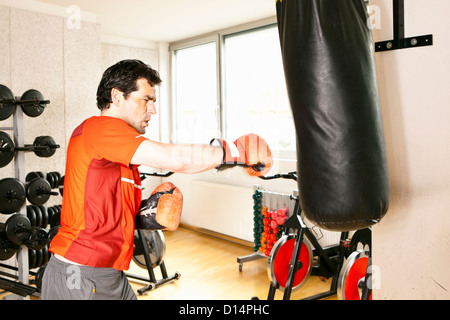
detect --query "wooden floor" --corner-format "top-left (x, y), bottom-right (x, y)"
top-left (127, 227), bottom-right (336, 300)
top-left (0, 227), bottom-right (336, 301)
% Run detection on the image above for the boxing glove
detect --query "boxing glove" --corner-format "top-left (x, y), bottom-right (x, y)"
top-left (135, 182), bottom-right (183, 231)
top-left (211, 133), bottom-right (273, 176)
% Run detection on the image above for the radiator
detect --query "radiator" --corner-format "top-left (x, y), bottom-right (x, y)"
top-left (189, 180), bottom-right (341, 246)
top-left (190, 181), bottom-right (254, 242)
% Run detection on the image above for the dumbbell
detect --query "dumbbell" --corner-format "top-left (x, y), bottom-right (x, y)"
top-left (1, 214), bottom-right (50, 250)
top-left (0, 84), bottom-right (50, 120)
top-left (27, 205), bottom-right (48, 228)
top-left (0, 177), bottom-right (60, 215)
top-left (26, 177), bottom-right (59, 206)
top-left (0, 131), bottom-right (60, 168)
top-left (26, 171), bottom-right (62, 190)
top-left (29, 246), bottom-right (50, 270)
top-left (48, 205), bottom-right (61, 228)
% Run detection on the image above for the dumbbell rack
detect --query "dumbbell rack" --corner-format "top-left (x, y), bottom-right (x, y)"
top-left (237, 185), bottom-right (296, 272)
top-left (0, 104), bottom-right (31, 299)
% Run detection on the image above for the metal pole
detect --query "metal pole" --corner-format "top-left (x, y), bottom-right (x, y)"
top-left (13, 103), bottom-right (29, 300)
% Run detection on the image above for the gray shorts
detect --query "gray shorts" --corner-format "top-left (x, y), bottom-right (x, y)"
top-left (40, 256), bottom-right (137, 300)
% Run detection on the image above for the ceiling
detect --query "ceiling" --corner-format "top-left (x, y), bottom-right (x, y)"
top-left (34, 0), bottom-right (277, 43)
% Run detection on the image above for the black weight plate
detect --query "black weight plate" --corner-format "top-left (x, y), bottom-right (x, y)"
top-left (33, 136), bottom-right (58, 158)
top-left (34, 249), bottom-right (43, 269)
top-left (25, 227), bottom-right (48, 251)
top-left (0, 178), bottom-right (26, 214)
top-left (0, 247), bottom-right (17, 261)
top-left (26, 171), bottom-right (42, 183)
top-left (0, 131), bottom-right (15, 168)
top-left (35, 265), bottom-right (46, 290)
top-left (0, 233), bottom-right (18, 261)
top-left (41, 246), bottom-right (49, 266)
top-left (5, 214), bottom-right (31, 245)
top-left (39, 206), bottom-right (48, 228)
top-left (51, 172), bottom-right (58, 189)
top-left (53, 172), bottom-right (61, 188)
top-left (0, 84), bottom-right (16, 120)
top-left (48, 226), bottom-right (59, 242)
top-left (28, 249), bottom-right (37, 269)
top-left (27, 205), bottom-right (37, 227)
top-left (26, 178), bottom-right (51, 206)
top-left (132, 230), bottom-right (166, 269)
top-left (46, 206), bottom-right (54, 224)
top-left (20, 89), bottom-right (46, 118)
top-left (59, 175), bottom-right (64, 188)
top-left (59, 179), bottom-right (64, 196)
top-left (49, 209), bottom-right (60, 228)
top-left (33, 205), bottom-right (42, 228)
top-left (46, 172), bottom-right (55, 189)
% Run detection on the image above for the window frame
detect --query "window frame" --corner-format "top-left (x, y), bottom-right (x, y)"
top-left (169, 16), bottom-right (296, 160)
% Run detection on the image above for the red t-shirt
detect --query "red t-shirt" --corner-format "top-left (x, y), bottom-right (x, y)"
top-left (49, 116), bottom-right (147, 270)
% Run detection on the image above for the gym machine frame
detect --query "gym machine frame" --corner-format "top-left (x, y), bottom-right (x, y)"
top-left (253, 172), bottom-right (372, 300)
top-left (0, 106), bottom-right (34, 299)
top-left (126, 171), bottom-right (181, 295)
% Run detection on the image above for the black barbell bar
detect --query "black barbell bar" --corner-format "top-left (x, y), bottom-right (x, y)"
top-left (26, 178), bottom-right (59, 206)
top-left (0, 177), bottom-right (60, 215)
top-left (0, 131), bottom-right (60, 168)
top-left (0, 85), bottom-right (50, 119)
top-left (1, 214), bottom-right (50, 251)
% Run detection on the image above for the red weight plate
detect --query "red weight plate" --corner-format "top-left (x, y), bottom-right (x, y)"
top-left (338, 250), bottom-right (372, 300)
top-left (344, 255), bottom-right (372, 300)
top-left (268, 235), bottom-right (312, 292)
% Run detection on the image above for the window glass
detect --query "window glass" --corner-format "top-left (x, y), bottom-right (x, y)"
top-left (172, 42), bottom-right (219, 144)
top-left (223, 26), bottom-right (295, 152)
top-left (171, 24), bottom-right (296, 156)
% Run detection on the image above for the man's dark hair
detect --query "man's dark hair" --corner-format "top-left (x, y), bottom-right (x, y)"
top-left (96, 59), bottom-right (162, 110)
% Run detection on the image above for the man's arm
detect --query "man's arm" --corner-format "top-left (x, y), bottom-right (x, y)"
top-left (130, 139), bottom-right (223, 173)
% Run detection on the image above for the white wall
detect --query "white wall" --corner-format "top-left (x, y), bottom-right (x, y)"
top-left (0, 5), bottom-right (101, 207)
top-left (370, 0), bottom-right (450, 299)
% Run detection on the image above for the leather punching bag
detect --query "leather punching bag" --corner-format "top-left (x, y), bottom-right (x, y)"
top-left (276, 0), bottom-right (390, 231)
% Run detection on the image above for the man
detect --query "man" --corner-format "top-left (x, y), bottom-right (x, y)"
top-left (41, 59), bottom-right (272, 300)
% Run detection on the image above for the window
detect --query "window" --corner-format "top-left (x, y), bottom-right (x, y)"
top-left (222, 26), bottom-right (294, 154)
top-left (172, 39), bottom-right (219, 144)
top-left (171, 21), bottom-right (295, 158)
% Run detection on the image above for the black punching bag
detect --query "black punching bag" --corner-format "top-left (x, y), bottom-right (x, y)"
top-left (276, 0), bottom-right (390, 231)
